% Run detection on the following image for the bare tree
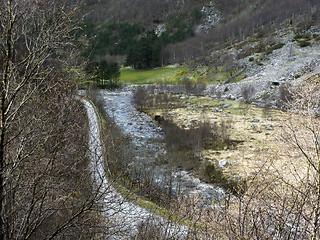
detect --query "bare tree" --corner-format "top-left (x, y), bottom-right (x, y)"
top-left (241, 84), bottom-right (255, 104)
top-left (279, 82), bottom-right (293, 107)
top-left (0, 1), bottom-right (110, 239)
top-left (133, 86), bottom-right (148, 110)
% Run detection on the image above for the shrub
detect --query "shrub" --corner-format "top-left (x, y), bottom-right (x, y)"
top-left (265, 47), bottom-right (274, 55)
top-left (273, 42), bottom-right (285, 50)
top-left (133, 86), bottom-right (147, 110)
top-left (298, 40), bottom-right (311, 47)
top-left (265, 43), bottom-right (284, 55)
top-left (255, 42), bottom-right (266, 53)
top-left (159, 119), bottom-right (232, 152)
top-left (183, 79), bottom-right (206, 96)
top-left (241, 84), bottom-right (255, 103)
top-left (204, 163), bottom-right (246, 195)
top-left (279, 83), bottom-right (293, 105)
top-left (294, 32), bottom-right (311, 41)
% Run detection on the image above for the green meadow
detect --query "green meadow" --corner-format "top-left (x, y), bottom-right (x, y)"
top-left (119, 66), bottom-right (187, 84)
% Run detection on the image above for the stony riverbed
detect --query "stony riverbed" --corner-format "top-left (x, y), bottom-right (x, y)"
top-left (81, 89), bottom-right (226, 201)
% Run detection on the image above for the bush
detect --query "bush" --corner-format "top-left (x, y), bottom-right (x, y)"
top-left (183, 79), bottom-right (206, 96)
top-left (279, 83), bottom-right (293, 105)
top-left (136, 220), bottom-right (162, 239)
top-left (294, 32), bottom-right (311, 41)
top-left (241, 84), bottom-right (255, 103)
top-left (204, 163), bottom-right (246, 196)
top-left (255, 42), bottom-right (266, 53)
top-left (298, 40), bottom-right (311, 47)
top-left (133, 86), bottom-right (147, 110)
top-left (265, 43), bottom-right (284, 55)
top-left (273, 42), bottom-right (285, 50)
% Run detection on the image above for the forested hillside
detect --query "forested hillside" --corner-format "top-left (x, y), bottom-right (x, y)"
top-left (80, 0), bottom-right (320, 79)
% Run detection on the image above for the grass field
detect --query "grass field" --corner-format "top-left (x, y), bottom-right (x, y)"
top-left (120, 66), bottom-right (188, 84)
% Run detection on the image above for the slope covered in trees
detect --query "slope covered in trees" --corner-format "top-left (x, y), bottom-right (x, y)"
top-left (80, 0), bottom-right (320, 69)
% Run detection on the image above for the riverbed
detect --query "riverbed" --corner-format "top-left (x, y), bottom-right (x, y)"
top-left (85, 88), bottom-right (226, 201)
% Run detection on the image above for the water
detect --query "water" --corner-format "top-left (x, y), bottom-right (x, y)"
top-left (81, 97), bottom-right (186, 239)
top-left (90, 89), bottom-right (226, 201)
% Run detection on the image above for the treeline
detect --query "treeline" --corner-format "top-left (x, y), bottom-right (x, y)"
top-left (85, 60), bottom-right (121, 88)
top-left (82, 0), bottom-right (320, 69)
top-left (82, 8), bottom-right (202, 70)
top-left (83, 0), bottom-right (209, 25)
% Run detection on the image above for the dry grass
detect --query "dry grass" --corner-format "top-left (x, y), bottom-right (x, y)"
top-left (145, 96), bottom-right (287, 181)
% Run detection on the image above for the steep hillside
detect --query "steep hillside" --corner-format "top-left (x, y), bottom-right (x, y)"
top-left (83, 0), bottom-right (210, 26)
top-left (80, 0), bottom-right (320, 78)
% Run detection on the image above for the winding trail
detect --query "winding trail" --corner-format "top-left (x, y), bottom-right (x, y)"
top-left (81, 97), bottom-right (186, 239)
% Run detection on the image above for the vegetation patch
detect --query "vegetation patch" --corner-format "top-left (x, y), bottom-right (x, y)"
top-left (120, 66), bottom-right (185, 84)
top-left (298, 39), bottom-right (311, 47)
top-left (135, 88), bottom-right (284, 186)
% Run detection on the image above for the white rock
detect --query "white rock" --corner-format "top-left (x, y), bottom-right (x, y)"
top-left (219, 159), bottom-right (229, 168)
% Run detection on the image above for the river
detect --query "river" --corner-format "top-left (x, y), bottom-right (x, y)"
top-left (81, 97), bottom-right (186, 239)
top-left (83, 89), bottom-right (226, 201)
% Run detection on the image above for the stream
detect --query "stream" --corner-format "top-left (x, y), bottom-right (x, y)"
top-left (81, 97), bottom-right (185, 239)
top-left (83, 89), bottom-right (226, 201)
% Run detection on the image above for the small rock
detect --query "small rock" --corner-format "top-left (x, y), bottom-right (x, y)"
top-left (212, 107), bottom-right (222, 112)
top-left (266, 124), bottom-right (274, 131)
top-left (235, 176), bottom-right (242, 180)
top-left (257, 130), bottom-right (262, 133)
top-left (228, 95), bottom-right (236, 100)
top-left (250, 119), bottom-right (260, 123)
top-left (219, 159), bottom-right (229, 168)
top-left (250, 124), bottom-right (257, 130)
top-left (221, 103), bottom-right (232, 108)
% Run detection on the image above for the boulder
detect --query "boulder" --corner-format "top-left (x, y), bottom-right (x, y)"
top-left (266, 124), bottom-right (274, 131)
top-left (219, 159), bottom-right (229, 168)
